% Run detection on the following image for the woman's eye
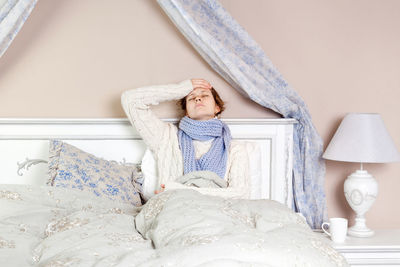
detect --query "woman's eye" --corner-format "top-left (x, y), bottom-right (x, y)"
top-left (188, 98), bottom-right (194, 101)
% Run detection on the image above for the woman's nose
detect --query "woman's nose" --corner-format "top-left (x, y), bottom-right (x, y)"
top-left (195, 97), bottom-right (201, 102)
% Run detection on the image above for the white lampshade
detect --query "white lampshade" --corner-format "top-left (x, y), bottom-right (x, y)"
top-left (323, 113), bottom-right (400, 163)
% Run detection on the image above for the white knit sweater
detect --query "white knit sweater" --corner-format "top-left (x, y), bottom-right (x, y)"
top-left (121, 80), bottom-right (249, 199)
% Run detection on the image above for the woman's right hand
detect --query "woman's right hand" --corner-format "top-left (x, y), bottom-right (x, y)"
top-left (154, 184), bottom-right (165, 194)
top-left (191, 79), bottom-right (212, 90)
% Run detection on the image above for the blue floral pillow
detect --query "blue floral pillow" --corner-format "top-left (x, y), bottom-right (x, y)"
top-left (48, 140), bottom-right (142, 206)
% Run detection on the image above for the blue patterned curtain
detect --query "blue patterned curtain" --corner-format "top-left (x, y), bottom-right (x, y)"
top-left (157, 0), bottom-right (327, 229)
top-left (0, 0), bottom-right (37, 58)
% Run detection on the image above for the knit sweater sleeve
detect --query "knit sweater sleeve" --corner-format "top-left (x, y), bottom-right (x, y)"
top-left (164, 142), bottom-right (250, 199)
top-left (121, 80), bottom-right (193, 151)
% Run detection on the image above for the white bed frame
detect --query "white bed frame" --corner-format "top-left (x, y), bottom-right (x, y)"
top-left (0, 118), bottom-right (296, 207)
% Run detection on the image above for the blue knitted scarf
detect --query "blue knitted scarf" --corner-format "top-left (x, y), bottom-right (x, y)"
top-left (178, 116), bottom-right (231, 179)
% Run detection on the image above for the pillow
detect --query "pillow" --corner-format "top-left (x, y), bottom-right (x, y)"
top-left (140, 149), bottom-right (159, 201)
top-left (48, 140), bottom-right (142, 206)
top-left (244, 141), bottom-right (263, 199)
top-left (140, 141), bottom-right (263, 201)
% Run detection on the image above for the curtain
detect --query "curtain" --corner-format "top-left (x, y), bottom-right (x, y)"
top-left (0, 0), bottom-right (37, 58)
top-left (157, 0), bottom-right (327, 229)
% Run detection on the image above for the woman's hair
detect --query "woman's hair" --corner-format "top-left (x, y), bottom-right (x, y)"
top-left (177, 87), bottom-right (225, 116)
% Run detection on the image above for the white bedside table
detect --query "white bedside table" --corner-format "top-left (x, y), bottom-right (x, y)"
top-left (319, 229), bottom-right (400, 266)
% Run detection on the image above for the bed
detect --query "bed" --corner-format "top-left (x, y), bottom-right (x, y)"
top-left (0, 118), bottom-right (348, 266)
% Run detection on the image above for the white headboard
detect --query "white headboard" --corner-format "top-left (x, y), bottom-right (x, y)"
top-left (0, 118), bottom-right (296, 207)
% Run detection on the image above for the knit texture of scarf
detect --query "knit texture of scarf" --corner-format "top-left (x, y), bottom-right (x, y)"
top-left (178, 116), bottom-right (231, 179)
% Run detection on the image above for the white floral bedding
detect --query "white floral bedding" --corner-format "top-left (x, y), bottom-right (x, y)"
top-left (0, 184), bottom-right (348, 266)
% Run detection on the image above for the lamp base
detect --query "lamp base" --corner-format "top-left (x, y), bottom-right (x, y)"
top-left (348, 217), bottom-right (374, 237)
top-left (344, 169), bottom-right (378, 238)
top-left (348, 227), bottom-right (374, 237)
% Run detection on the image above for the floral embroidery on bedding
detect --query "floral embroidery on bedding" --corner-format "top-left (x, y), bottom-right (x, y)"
top-left (0, 237), bottom-right (16, 249)
top-left (45, 217), bottom-right (90, 237)
top-left (0, 190), bottom-right (22, 200)
top-left (48, 140), bottom-right (142, 206)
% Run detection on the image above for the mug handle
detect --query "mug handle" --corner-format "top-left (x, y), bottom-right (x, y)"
top-left (321, 222), bottom-right (331, 236)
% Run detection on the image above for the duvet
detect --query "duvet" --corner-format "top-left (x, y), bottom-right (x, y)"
top-left (0, 184), bottom-right (348, 266)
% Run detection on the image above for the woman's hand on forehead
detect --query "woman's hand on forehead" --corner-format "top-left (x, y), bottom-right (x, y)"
top-left (191, 78), bottom-right (212, 90)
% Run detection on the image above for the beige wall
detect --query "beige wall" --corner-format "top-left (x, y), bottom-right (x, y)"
top-left (0, 0), bottom-right (399, 228)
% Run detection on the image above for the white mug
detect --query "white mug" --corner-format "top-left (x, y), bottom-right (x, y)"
top-left (321, 218), bottom-right (348, 243)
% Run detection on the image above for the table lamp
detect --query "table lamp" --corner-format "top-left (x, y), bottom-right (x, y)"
top-left (323, 113), bottom-right (400, 237)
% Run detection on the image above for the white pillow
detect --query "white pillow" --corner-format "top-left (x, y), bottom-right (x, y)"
top-left (140, 142), bottom-right (264, 201)
top-left (141, 149), bottom-right (158, 201)
top-left (244, 142), bottom-right (263, 199)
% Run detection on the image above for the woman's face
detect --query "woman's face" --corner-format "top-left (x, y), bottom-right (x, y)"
top-left (185, 88), bottom-right (220, 121)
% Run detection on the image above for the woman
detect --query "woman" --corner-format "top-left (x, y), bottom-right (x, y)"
top-left (121, 79), bottom-right (249, 199)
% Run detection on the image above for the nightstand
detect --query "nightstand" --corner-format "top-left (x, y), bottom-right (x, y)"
top-left (320, 229), bottom-right (400, 266)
